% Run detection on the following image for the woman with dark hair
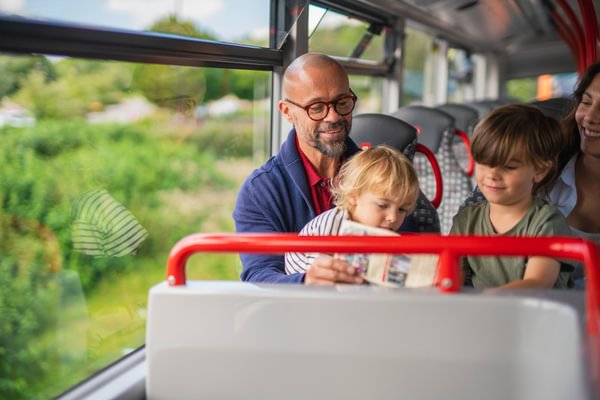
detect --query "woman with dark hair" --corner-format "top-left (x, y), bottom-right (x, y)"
top-left (548, 62), bottom-right (600, 288)
top-left (457, 62), bottom-right (600, 289)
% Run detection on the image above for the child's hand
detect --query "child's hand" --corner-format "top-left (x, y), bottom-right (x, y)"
top-left (305, 254), bottom-right (365, 285)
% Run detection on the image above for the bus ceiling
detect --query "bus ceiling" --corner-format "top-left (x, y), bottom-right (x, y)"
top-left (322, 0), bottom-right (596, 76)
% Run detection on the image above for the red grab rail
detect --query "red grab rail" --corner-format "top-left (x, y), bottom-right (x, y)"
top-left (415, 143), bottom-right (443, 208)
top-left (165, 233), bottom-right (600, 386)
top-left (166, 234), bottom-right (599, 326)
top-left (454, 129), bottom-right (474, 177)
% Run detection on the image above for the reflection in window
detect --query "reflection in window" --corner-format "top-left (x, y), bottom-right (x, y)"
top-left (0, 53), bottom-right (270, 399)
top-left (308, 5), bottom-right (384, 61)
top-left (0, 0), bottom-right (271, 47)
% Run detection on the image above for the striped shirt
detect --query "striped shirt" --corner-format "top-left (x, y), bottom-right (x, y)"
top-left (284, 207), bottom-right (349, 274)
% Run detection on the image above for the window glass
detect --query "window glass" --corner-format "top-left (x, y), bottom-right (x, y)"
top-left (308, 5), bottom-right (384, 61)
top-left (447, 47), bottom-right (475, 103)
top-left (0, 53), bottom-right (270, 399)
top-left (0, 0), bottom-right (270, 47)
top-left (507, 73), bottom-right (577, 102)
top-left (351, 75), bottom-right (384, 113)
top-left (402, 26), bottom-right (434, 105)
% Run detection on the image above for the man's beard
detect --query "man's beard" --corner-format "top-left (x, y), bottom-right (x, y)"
top-left (313, 120), bottom-right (351, 157)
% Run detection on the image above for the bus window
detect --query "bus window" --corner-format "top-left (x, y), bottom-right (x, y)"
top-left (447, 47), bottom-right (475, 103)
top-left (0, 0), bottom-right (271, 48)
top-left (0, 52), bottom-right (270, 399)
top-left (308, 5), bottom-right (384, 61)
top-left (507, 72), bottom-right (578, 102)
top-left (350, 75), bottom-right (384, 113)
top-left (402, 26), bottom-right (435, 106)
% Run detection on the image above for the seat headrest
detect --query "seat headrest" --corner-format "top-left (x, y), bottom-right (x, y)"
top-left (350, 113), bottom-right (418, 160)
top-left (392, 106), bottom-right (454, 153)
top-left (529, 97), bottom-right (574, 119)
top-left (436, 103), bottom-right (479, 134)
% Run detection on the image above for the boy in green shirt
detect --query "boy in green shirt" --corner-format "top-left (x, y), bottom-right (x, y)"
top-left (450, 104), bottom-right (573, 289)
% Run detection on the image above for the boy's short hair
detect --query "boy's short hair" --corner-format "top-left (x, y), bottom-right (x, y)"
top-left (331, 145), bottom-right (419, 212)
top-left (471, 104), bottom-right (562, 194)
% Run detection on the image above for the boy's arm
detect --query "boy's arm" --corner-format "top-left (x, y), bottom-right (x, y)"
top-left (500, 256), bottom-right (560, 289)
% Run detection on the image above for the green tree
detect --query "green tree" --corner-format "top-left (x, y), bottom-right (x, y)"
top-left (131, 15), bottom-right (220, 110)
top-left (148, 14), bottom-right (217, 39)
top-left (310, 24), bottom-right (383, 61)
top-left (229, 69), bottom-right (269, 100)
top-left (14, 59), bottom-right (133, 119)
top-left (507, 78), bottom-right (537, 102)
top-left (0, 55), bottom-right (56, 99)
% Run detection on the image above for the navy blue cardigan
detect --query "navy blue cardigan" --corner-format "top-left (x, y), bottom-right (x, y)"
top-left (233, 129), bottom-right (360, 283)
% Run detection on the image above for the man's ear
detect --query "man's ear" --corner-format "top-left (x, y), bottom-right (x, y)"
top-left (278, 100), bottom-right (294, 124)
top-left (533, 160), bottom-right (553, 183)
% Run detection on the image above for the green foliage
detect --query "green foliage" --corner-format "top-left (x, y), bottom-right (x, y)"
top-left (0, 120), bottom-right (231, 289)
top-left (148, 14), bottom-right (217, 40)
top-left (310, 24), bottom-right (384, 61)
top-left (0, 55), bottom-right (56, 99)
top-left (131, 64), bottom-right (206, 111)
top-left (507, 77), bottom-right (537, 102)
top-left (0, 220), bottom-right (62, 400)
top-left (228, 69), bottom-right (270, 100)
top-left (14, 60), bottom-right (133, 119)
top-left (404, 28), bottom-right (432, 71)
top-left (189, 116), bottom-right (255, 158)
top-left (0, 116), bottom-right (250, 398)
top-left (129, 15), bottom-right (216, 109)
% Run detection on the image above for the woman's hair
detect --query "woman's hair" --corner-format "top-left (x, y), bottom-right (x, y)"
top-left (560, 61), bottom-right (600, 170)
top-left (471, 103), bottom-right (562, 195)
top-left (331, 145), bottom-right (419, 212)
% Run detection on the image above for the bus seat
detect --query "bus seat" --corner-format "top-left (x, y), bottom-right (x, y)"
top-left (351, 113), bottom-right (417, 158)
top-left (462, 101), bottom-right (495, 118)
top-left (436, 103), bottom-right (479, 135)
top-left (392, 106), bottom-right (472, 234)
top-left (530, 97), bottom-right (574, 119)
top-left (436, 103), bottom-right (478, 183)
top-left (350, 113), bottom-right (441, 233)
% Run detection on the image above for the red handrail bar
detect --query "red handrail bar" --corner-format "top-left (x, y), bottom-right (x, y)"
top-left (165, 233), bottom-right (600, 392)
top-left (454, 129), bottom-right (474, 177)
top-left (415, 143), bottom-right (443, 208)
top-left (166, 233), bottom-right (599, 328)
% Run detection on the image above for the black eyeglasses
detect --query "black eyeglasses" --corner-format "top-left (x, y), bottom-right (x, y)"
top-left (285, 89), bottom-right (357, 121)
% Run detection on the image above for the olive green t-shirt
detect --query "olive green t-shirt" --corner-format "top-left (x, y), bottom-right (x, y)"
top-left (450, 199), bottom-right (573, 289)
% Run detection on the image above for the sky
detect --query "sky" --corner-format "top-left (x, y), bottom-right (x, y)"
top-left (0, 0), bottom-right (348, 43)
top-left (0, 0), bottom-right (271, 41)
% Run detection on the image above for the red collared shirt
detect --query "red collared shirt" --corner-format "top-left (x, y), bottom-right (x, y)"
top-left (296, 136), bottom-right (333, 216)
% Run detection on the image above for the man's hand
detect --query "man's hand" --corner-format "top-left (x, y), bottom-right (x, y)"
top-left (304, 254), bottom-right (364, 285)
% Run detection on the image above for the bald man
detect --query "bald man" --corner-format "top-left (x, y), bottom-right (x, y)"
top-left (234, 53), bottom-right (435, 284)
top-left (233, 53), bottom-right (364, 284)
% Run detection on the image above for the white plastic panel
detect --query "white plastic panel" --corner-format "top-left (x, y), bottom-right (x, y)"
top-left (146, 282), bottom-right (586, 400)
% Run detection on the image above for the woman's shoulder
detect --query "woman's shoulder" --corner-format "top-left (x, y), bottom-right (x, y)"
top-left (546, 153), bottom-right (578, 216)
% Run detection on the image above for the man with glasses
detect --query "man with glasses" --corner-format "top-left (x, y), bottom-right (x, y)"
top-left (234, 52), bottom-right (364, 284)
top-left (234, 52), bottom-right (442, 284)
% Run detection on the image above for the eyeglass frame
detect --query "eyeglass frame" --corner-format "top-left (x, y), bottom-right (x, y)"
top-left (284, 89), bottom-right (358, 121)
